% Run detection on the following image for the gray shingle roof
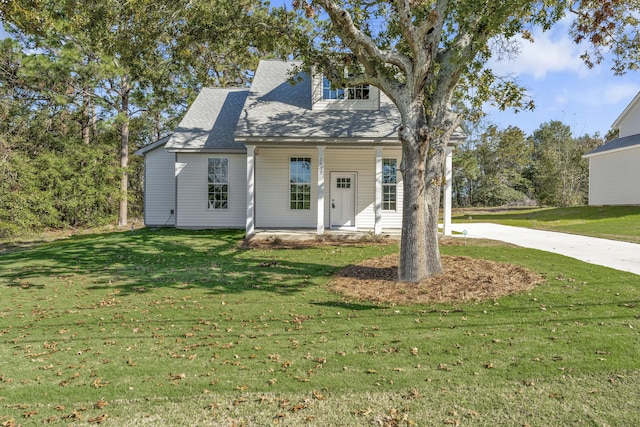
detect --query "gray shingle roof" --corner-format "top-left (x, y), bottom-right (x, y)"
top-left (234, 60), bottom-right (402, 143)
top-left (166, 88), bottom-right (249, 152)
top-left (585, 134), bottom-right (640, 157)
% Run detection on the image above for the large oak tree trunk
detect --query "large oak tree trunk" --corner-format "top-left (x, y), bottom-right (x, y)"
top-left (397, 101), bottom-right (443, 282)
top-left (399, 142), bottom-right (428, 282)
top-left (424, 141), bottom-right (446, 276)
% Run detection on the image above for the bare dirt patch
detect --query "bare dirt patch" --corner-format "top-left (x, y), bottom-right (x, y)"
top-left (328, 254), bottom-right (545, 305)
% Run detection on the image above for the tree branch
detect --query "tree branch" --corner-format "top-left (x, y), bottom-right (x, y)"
top-left (314, 0), bottom-right (412, 75)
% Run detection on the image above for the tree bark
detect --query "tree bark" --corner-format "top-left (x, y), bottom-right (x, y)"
top-left (424, 142), bottom-right (446, 276)
top-left (118, 78), bottom-right (130, 227)
top-left (399, 141), bottom-right (428, 282)
top-left (397, 100), bottom-right (441, 282)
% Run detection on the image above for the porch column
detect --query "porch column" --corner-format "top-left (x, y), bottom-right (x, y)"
top-left (246, 145), bottom-right (255, 237)
top-left (374, 146), bottom-right (383, 235)
top-left (317, 146), bottom-right (325, 235)
top-left (442, 146), bottom-right (454, 236)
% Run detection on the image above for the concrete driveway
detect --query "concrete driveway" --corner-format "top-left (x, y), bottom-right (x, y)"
top-left (450, 223), bottom-right (640, 276)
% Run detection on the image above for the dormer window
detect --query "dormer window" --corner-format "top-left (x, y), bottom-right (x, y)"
top-left (322, 77), bottom-right (370, 100)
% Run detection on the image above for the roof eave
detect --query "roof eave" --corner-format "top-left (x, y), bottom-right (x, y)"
top-left (612, 92), bottom-right (640, 130)
top-left (166, 148), bottom-right (247, 154)
top-left (133, 135), bottom-right (172, 156)
top-left (583, 143), bottom-right (640, 158)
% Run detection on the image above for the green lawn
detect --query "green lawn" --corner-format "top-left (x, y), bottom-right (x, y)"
top-left (1, 228), bottom-right (639, 426)
top-left (453, 205), bottom-right (640, 243)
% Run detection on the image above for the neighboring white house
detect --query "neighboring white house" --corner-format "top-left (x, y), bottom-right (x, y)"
top-left (135, 60), bottom-right (464, 236)
top-left (584, 92), bottom-right (640, 205)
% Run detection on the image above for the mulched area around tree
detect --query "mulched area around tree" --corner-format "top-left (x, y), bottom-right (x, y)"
top-left (328, 253), bottom-right (545, 305)
top-left (246, 235), bottom-right (546, 305)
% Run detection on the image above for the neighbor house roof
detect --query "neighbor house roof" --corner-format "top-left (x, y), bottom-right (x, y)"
top-left (133, 135), bottom-right (171, 156)
top-left (165, 88), bottom-right (249, 153)
top-left (234, 60), bottom-right (402, 144)
top-left (584, 134), bottom-right (640, 158)
top-left (612, 92), bottom-right (640, 131)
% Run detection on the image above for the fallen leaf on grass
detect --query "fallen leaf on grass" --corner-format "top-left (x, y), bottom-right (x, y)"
top-left (94, 399), bottom-right (108, 409)
top-left (22, 411), bottom-right (37, 418)
top-left (91, 378), bottom-right (109, 389)
top-left (278, 399), bottom-right (290, 409)
top-left (354, 408), bottom-right (373, 416)
top-left (88, 413), bottom-right (108, 424)
top-left (291, 402), bottom-right (309, 413)
top-left (64, 410), bottom-right (83, 420)
top-left (403, 389), bottom-right (422, 400)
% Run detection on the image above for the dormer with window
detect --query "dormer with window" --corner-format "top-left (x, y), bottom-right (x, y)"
top-left (311, 70), bottom-right (380, 111)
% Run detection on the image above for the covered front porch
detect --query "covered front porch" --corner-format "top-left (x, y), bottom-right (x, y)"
top-left (244, 139), bottom-right (462, 238)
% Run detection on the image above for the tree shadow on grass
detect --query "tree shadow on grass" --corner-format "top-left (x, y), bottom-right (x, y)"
top-left (0, 228), bottom-right (342, 297)
top-left (310, 301), bottom-right (390, 310)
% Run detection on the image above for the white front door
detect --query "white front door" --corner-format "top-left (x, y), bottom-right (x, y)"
top-left (330, 172), bottom-right (356, 228)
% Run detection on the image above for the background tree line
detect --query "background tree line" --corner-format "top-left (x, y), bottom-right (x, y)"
top-left (453, 120), bottom-right (615, 208)
top-left (0, 0), bottom-right (285, 238)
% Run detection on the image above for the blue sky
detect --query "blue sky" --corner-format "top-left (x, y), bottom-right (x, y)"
top-left (484, 18), bottom-right (640, 137)
top-left (3, 10), bottom-right (638, 137)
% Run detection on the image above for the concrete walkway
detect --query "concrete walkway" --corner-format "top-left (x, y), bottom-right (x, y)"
top-left (450, 223), bottom-right (640, 276)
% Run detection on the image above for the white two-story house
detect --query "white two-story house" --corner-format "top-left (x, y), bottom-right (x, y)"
top-left (136, 60), bottom-right (464, 235)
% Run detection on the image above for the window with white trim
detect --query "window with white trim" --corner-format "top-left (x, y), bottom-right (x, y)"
top-left (382, 158), bottom-right (397, 211)
top-left (290, 157), bottom-right (311, 210)
top-left (322, 76), bottom-right (370, 100)
top-left (208, 157), bottom-right (228, 209)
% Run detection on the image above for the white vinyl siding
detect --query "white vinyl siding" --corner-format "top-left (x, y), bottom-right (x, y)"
top-left (143, 146), bottom-right (175, 226)
top-left (321, 148), bottom-right (403, 230)
top-left (175, 153), bottom-right (246, 228)
top-left (588, 147), bottom-right (640, 205)
top-left (617, 103), bottom-right (640, 138)
top-left (255, 148), bottom-right (317, 227)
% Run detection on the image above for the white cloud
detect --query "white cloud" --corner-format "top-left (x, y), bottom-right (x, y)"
top-left (568, 82), bottom-right (640, 108)
top-left (488, 28), bottom-right (588, 80)
top-left (553, 91), bottom-right (570, 108)
top-left (600, 83), bottom-right (640, 105)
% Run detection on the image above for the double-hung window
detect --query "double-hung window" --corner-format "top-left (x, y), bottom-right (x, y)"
top-left (322, 77), bottom-right (370, 100)
top-left (382, 158), bottom-right (397, 211)
top-left (290, 157), bottom-right (311, 210)
top-left (208, 158), bottom-right (228, 209)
